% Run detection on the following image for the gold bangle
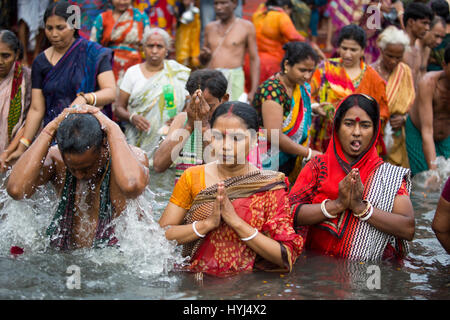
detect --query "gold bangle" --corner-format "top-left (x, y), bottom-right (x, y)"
top-left (353, 200), bottom-right (371, 218)
top-left (77, 92), bottom-right (94, 105)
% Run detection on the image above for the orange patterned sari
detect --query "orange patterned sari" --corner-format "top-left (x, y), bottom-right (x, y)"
top-left (169, 165), bottom-right (304, 276)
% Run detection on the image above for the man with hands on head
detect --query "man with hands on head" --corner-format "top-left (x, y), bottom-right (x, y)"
top-left (6, 105), bottom-right (149, 250)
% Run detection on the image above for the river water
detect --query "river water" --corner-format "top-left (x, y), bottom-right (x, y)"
top-left (0, 158), bottom-right (449, 300)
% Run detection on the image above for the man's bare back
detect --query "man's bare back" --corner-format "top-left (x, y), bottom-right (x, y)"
top-left (202, 18), bottom-right (253, 69)
top-left (410, 71), bottom-right (450, 142)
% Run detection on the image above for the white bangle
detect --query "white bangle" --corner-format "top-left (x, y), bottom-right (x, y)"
top-left (240, 228), bottom-right (258, 241)
top-left (359, 203), bottom-right (374, 221)
top-left (321, 199), bottom-right (338, 219)
top-left (91, 92), bottom-right (97, 106)
top-left (305, 148), bottom-right (312, 161)
top-left (192, 221), bottom-right (206, 238)
top-left (129, 112), bottom-right (137, 123)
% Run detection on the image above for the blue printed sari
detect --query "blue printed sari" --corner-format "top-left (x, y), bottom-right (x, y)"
top-left (41, 37), bottom-right (113, 126)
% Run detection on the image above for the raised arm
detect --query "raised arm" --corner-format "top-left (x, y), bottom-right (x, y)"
top-left (92, 107), bottom-right (149, 198)
top-left (6, 108), bottom-right (74, 200)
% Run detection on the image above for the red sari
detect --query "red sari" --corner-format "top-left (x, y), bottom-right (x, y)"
top-left (289, 94), bottom-right (410, 262)
top-left (170, 165), bottom-right (304, 276)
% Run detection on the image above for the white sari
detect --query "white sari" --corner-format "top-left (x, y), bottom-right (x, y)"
top-left (125, 60), bottom-right (190, 160)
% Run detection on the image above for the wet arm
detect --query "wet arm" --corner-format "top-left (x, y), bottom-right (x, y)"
top-left (417, 78), bottom-right (437, 170)
top-left (7, 124), bottom-right (56, 199)
top-left (105, 121), bottom-right (149, 198)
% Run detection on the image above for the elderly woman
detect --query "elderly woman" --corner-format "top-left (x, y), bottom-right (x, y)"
top-left (114, 27), bottom-right (190, 161)
top-left (252, 41), bottom-right (322, 183)
top-left (371, 26), bottom-right (415, 168)
top-left (289, 94), bottom-right (415, 262)
top-left (159, 102), bottom-right (304, 276)
top-left (0, 1), bottom-right (116, 168)
top-left (0, 30), bottom-right (31, 171)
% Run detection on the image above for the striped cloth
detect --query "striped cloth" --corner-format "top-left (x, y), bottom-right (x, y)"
top-left (345, 162), bottom-right (411, 261)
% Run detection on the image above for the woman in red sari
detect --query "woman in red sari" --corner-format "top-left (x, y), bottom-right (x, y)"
top-left (289, 94), bottom-right (415, 262)
top-left (159, 102), bottom-right (304, 276)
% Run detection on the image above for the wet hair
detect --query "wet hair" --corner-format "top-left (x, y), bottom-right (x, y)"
top-left (56, 113), bottom-right (104, 154)
top-left (377, 26), bottom-right (410, 51)
top-left (431, 0), bottom-right (450, 22)
top-left (210, 101), bottom-right (259, 132)
top-left (334, 94), bottom-right (380, 135)
top-left (185, 69), bottom-right (228, 99)
top-left (142, 27), bottom-right (172, 48)
top-left (44, 1), bottom-right (80, 38)
top-left (0, 29), bottom-right (24, 60)
top-left (403, 2), bottom-right (434, 28)
top-left (337, 24), bottom-right (366, 49)
top-left (444, 43), bottom-right (450, 64)
top-left (280, 41), bottom-right (319, 72)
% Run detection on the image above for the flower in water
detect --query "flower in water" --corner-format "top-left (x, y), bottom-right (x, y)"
top-left (10, 246), bottom-right (24, 256)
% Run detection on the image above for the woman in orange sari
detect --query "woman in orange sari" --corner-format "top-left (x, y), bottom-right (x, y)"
top-left (252, 0), bottom-right (305, 85)
top-left (90, 0), bottom-right (150, 84)
top-left (309, 24), bottom-right (389, 154)
top-left (159, 102), bottom-right (304, 276)
top-left (289, 94), bottom-right (414, 262)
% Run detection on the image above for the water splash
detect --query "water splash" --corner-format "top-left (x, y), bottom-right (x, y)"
top-left (0, 172), bottom-right (186, 279)
top-left (411, 156), bottom-right (450, 194)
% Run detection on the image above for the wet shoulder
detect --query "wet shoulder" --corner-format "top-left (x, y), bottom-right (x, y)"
top-left (129, 145), bottom-right (150, 168)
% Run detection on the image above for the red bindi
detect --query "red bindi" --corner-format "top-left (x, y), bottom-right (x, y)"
top-left (355, 117), bottom-right (360, 122)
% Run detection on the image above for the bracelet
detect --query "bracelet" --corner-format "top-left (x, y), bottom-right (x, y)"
top-left (359, 202), bottom-right (374, 221)
top-left (321, 199), bottom-right (338, 219)
top-left (241, 228), bottom-right (258, 241)
top-left (353, 200), bottom-right (371, 218)
top-left (192, 221), bottom-right (206, 238)
top-left (305, 148), bottom-right (312, 161)
top-left (77, 92), bottom-right (93, 105)
top-left (129, 112), bottom-right (137, 123)
top-left (41, 128), bottom-right (54, 138)
top-left (19, 137), bottom-right (31, 148)
top-left (91, 92), bottom-right (97, 106)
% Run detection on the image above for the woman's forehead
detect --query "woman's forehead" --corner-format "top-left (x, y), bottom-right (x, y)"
top-left (146, 34), bottom-right (165, 44)
top-left (343, 106), bottom-right (372, 120)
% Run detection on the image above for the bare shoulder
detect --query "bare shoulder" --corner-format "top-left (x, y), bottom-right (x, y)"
top-left (420, 71), bottom-right (441, 85)
top-left (238, 18), bottom-right (255, 33)
top-left (129, 145), bottom-right (150, 168)
top-left (204, 20), bottom-right (219, 32)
